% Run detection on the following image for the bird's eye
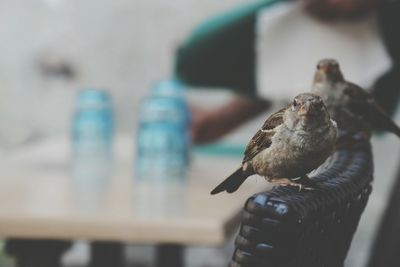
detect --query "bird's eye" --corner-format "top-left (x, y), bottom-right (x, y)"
top-left (316, 64), bottom-right (321, 70)
top-left (292, 99), bottom-right (298, 107)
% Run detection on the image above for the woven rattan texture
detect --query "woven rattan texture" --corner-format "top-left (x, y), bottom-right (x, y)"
top-left (230, 140), bottom-right (373, 267)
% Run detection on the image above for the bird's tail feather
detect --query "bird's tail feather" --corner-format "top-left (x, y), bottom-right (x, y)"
top-left (210, 168), bottom-right (249, 195)
top-left (378, 110), bottom-right (400, 138)
top-left (393, 124), bottom-right (400, 138)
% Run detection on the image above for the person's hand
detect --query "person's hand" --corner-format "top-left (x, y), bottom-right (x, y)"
top-left (190, 107), bottom-right (233, 145)
top-left (190, 96), bottom-right (270, 145)
top-left (302, 0), bottom-right (381, 21)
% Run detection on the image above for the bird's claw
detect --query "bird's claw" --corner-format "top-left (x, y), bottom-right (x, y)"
top-left (271, 178), bottom-right (316, 191)
top-left (293, 184), bottom-right (315, 191)
top-left (296, 183), bottom-right (302, 192)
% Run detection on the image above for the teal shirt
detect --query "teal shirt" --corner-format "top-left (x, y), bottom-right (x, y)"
top-left (175, 0), bottom-right (288, 98)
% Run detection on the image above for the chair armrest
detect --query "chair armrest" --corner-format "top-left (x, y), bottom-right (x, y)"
top-left (231, 139), bottom-right (373, 267)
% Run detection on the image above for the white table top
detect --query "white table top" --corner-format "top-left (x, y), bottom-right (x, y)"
top-left (0, 134), bottom-right (267, 246)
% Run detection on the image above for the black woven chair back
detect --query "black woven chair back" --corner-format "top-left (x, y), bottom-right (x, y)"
top-left (231, 140), bottom-right (373, 267)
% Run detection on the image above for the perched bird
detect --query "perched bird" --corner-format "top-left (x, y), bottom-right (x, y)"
top-left (312, 58), bottom-right (400, 138)
top-left (211, 93), bottom-right (338, 195)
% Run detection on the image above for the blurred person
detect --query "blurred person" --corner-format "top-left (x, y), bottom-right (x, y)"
top-left (175, 0), bottom-right (400, 144)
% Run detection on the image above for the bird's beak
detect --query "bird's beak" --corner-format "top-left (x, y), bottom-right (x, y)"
top-left (301, 102), bottom-right (324, 117)
top-left (321, 65), bottom-right (335, 73)
top-left (320, 66), bottom-right (328, 73)
top-left (298, 103), bottom-right (310, 116)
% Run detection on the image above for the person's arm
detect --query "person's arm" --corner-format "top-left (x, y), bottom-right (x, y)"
top-left (191, 96), bottom-right (270, 145)
top-left (373, 0), bottom-right (400, 116)
top-left (303, 0), bottom-right (381, 21)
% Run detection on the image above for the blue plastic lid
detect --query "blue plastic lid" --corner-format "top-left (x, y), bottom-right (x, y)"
top-left (151, 79), bottom-right (184, 97)
top-left (77, 89), bottom-right (112, 109)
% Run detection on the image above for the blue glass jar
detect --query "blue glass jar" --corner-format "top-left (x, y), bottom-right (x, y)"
top-left (136, 80), bottom-right (190, 182)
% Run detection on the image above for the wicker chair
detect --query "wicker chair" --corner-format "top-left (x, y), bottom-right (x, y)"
top-left (230, 138), bottom-right (373, 267)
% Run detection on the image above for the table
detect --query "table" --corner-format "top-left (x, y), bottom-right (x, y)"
top-left (0, 134), bottom-right (267, 267)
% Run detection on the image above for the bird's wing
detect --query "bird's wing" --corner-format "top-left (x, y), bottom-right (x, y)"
top-left (344, 82), bottom-right (399, 131)
top-left (242, 107), bottom-right (285, 163)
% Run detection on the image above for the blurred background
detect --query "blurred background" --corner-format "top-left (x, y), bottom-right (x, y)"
top-left (0, 1), bottom-right (255, 267)
top-left (0, 0), bottom-right (249, 145)
top-left (0, 0), bottom-right (398, 267)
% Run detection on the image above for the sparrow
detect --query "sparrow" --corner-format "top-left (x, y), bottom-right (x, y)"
top-left (312, 58), bottom-right (400, 138)
top-left (211, 93), bottom-right (338, 195)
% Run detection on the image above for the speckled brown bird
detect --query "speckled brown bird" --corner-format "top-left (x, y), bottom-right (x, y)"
top-left (211, 93), bottom-right (338, 195)
top-left (312, 58), bottom-right (400, 138)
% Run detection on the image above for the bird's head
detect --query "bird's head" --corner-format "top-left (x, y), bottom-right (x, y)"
top-left (286, 93), bottom-right (329, 129)
top-left (313, 58), bottom-right (344, 84)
